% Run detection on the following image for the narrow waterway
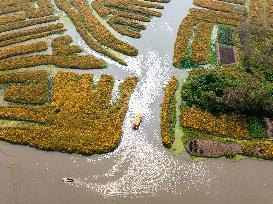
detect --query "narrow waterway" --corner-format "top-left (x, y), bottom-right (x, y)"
top-left (1, 1), bottom-right (273, 204)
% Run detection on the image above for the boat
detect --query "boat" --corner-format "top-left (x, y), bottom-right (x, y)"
top-left (62, 177), bottom-right (74, 183)
top-left (132, 112), bottom-right (142, 130)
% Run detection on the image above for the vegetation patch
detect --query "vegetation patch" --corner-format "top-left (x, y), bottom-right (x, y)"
top-left (172, 0), bottom-right (273, 160)
top-left (161, 76), bottom-right (178, 148)
top-left (181, 67), bottom-right (273, 117)
top-left (190, 22), bottom-right (214, 64)
top-left (92, 0), bottom-right (169, 38)
top-left (0, 71), bottom-right (49, 105)
top-left (247, 116), bottom-right (267, 139)
top-left (218, 24), bottom-right (235, 45)
top-left (181, 106), bottom-right (249, 139)
top-left (0, 55), bottom-right (107, 70)
top-left (0, 72), bottom-right (138, 155)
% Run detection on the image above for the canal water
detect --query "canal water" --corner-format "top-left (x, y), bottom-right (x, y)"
top-left (1, 0), bottom-right (273, 203)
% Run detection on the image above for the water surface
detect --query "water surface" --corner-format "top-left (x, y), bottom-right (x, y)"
top-left (1, 1), bottom-right (273, 204)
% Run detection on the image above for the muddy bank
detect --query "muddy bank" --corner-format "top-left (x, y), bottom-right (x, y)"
top-left (185, 139), bottom-right (243, 158)
top-left (185, 137), bottom-right (273, 161)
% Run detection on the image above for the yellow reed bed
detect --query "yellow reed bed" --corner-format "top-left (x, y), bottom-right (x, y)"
top-left (0, 55), bottom-right (107, 70)
top-left (161, 76), bottom-right (178, 148)
top-left (181, 107), bottom-right (249, 138)
top-left (92, 0), bottom-right (168, 38)
top-left (0, 70), bottom-right (49, 104)
top-left (0, 72), bottom-right (138, 155)
top-left (190, 22), bottom-right (214, 64)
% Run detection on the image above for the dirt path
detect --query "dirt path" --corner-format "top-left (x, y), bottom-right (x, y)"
top-left (171, 71), bottom-right (188, 154)
top-left (264, 117), bottom-right (273, 139)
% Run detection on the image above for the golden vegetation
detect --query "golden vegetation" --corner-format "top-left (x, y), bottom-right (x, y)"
top-left (0, 72), bottom-right (138, 155)
top-left (0, 12), bottom-right (26, 24)
top-left (0, 16), bottom-right (59, 33)
top-left (54, 0), bottom-right (136, 65)
top-left (0, 23), bottom-right (66, 47)
top-left (181, 107), bottom-right (249, 138)
top-left (161, 76), bottom-right (178, 148)
top-left (242, 141), bottom-right (273, 160)
top-left (0, 41), bottom-right (48, 60)
top-left (173, 17), bottom-right (196, 67)
top-left (92, 0), bottom-right (169, 38)
top-left (0, 55), bottom-right (107, 70)
top-left (0, 71), bottom-right (49, 104)
top-left (0, 0), bottom-right (53, 18)
top-left (52, 35), bottom-right (82, 56)
top-left (190, 22), bottom-right (214, 64)
top-left (193, 0), bottom-right (246, 13)
top-left (248, 0), bottom-right (273, 27)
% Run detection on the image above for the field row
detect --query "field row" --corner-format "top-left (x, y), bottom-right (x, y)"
top-left (161, 76), bottom-right (178, 148)
top-left (0, 0), bottom-right (170, 67)
top-left (92, 0), bottom-right (169, 38)
top-left (193, 0), bottom-right (246, 14)
top-left (0, 0), bottom-right (53, 17)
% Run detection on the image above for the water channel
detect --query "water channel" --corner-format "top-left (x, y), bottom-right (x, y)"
top-left (1, 1), bottom-right (273, 203)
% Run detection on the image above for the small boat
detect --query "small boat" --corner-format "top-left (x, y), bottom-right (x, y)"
top-left (62, 177), bottom-right (75, 183)
top-left (132, 112), bottom-right (142, 130)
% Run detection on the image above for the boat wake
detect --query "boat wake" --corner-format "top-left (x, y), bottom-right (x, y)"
top-left (68, 50), bottom-right (218, 198)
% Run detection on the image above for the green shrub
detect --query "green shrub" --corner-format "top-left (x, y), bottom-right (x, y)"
top-left (182, 68), bottom-right (273, 116)
top-left (218, 25), bottom-right (234, 46)
top-left (247, 116), bottom-right (267, 139)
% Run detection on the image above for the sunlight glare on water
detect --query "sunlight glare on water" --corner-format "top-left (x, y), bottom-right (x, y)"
top-left (69, 49), bottom-right (218, 198)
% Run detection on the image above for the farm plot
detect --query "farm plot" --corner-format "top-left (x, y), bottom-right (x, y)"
top-left (173, 0), bottom-right (273, 69)
top-left (0, 0), bottom-right (170, 67)
top-left (0, 71), bottom-right (138, 155)
top-left (0, 0), bottom-right (147, 154)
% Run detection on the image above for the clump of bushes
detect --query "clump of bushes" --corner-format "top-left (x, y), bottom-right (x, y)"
top-left (218, 24), bottom-right (234, 45)
top-left (181, 68), bottom-right (273, 117)
top-left (247, 116), bottom-right (267, 139)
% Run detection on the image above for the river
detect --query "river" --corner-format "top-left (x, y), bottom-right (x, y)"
top-left (1, 0), bottom-right (273, 204)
